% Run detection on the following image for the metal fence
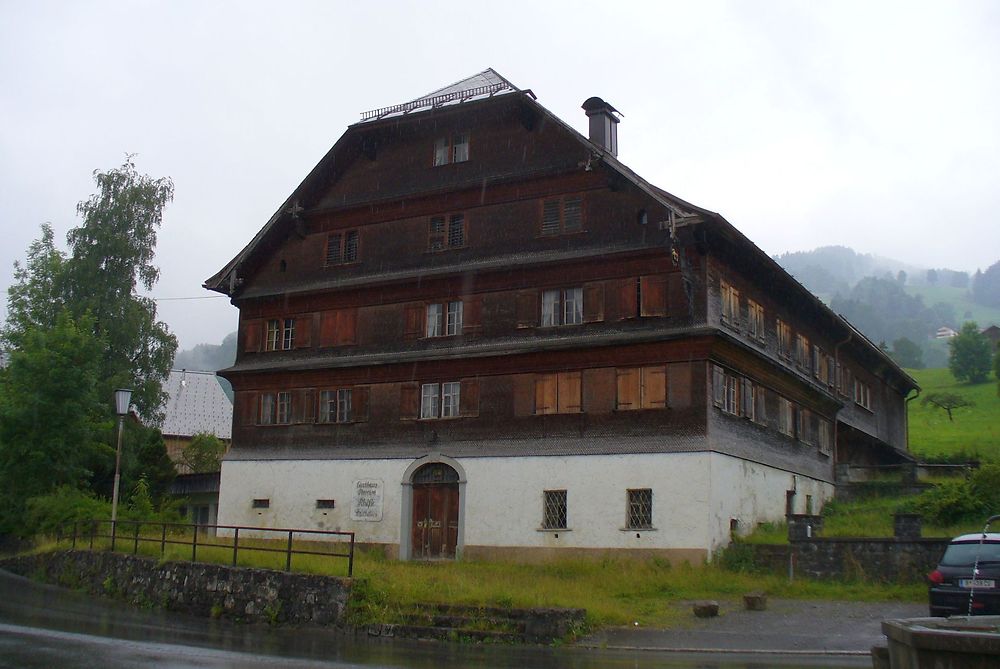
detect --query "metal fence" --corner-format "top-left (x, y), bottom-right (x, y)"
top-left (56, 520), bottom-right (355, 576)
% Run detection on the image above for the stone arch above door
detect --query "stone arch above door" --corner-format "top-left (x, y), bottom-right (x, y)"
top-left (400, 454), bottom-right (467, 561)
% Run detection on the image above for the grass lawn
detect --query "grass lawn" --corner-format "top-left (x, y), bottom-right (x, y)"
top-left (39, 533), bottom-right (924, 628)
top-left (906, 368), bottom-right (999, 462)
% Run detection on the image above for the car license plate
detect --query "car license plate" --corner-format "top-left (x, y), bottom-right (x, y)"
top-left (959, 579), bottom-right (995, 588)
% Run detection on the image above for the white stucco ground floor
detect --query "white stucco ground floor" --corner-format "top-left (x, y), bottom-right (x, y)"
top-left (217, 451), bottom-right (833, 562)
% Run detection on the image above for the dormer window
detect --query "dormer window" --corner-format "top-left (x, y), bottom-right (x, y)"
top-left (433, 133), bottom-right (469, 166)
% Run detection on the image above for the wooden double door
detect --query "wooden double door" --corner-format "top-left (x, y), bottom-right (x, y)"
top-left (410, 463), bottom-right (459, 559)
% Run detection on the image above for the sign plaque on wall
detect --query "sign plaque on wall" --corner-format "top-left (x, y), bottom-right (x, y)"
top-left (351, 479), bottom-right (384, 521)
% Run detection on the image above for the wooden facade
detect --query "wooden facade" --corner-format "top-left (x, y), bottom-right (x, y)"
top-left (206, 70), bottom-right (917, 559)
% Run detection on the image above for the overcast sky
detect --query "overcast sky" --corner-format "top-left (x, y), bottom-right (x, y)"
top-left (2, 0), bottom-right (998, 350)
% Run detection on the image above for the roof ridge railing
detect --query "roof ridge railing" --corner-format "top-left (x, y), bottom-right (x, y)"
top-left (360, 82), bottom-right (513, 121)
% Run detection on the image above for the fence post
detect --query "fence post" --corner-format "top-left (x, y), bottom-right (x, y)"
top-left (285, 531), bottom-right (293, 571)
top-left (160, 523), bottom-right (167, 557)
top-left (232, 528), bottom-right (239, 567)
top-left (111, 520), bottom-right (117, 552)
top-left (192, 524), bottom-right (198, 563)
top-left (348, 534), bottom-right (355, 577)
top-left (89, 521), bottom-right (95, 551)
top-left (133, 522), bottom-right (140, 554)
top-left (71, 521), bottom-right (77, 549)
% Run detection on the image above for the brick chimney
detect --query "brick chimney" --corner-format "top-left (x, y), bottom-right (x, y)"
top-left (582, 96), bottom-right (620, 156)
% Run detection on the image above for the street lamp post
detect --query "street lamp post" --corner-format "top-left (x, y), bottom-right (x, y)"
top-left (110, 388), bottom-right (133, 527)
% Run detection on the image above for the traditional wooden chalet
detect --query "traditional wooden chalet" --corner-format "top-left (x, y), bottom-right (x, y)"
top-left (205, 69), bottom-right (918, 562)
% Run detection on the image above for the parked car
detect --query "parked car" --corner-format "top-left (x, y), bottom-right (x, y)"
top-left (927, 530), bottom-right (1000, 617)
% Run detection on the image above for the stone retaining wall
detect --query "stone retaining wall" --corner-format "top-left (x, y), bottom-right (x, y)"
top-left (743, 538), bottom-right (950, 582)
top-left (1, 550), bottom-right (352, 625)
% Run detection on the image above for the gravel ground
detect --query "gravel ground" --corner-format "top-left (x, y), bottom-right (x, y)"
top-left (579, 598), bottom-right (928, 655)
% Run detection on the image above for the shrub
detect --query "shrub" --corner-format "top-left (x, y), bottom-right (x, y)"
top-left (970, 464), bottom-right (1000, 517)
top-left (24, 487), bottom-right (110, 536)
top-left (908, 480), bottom-right (981, 525)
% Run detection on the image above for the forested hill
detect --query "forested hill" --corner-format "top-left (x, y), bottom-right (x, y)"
top-left (772, 247), bottom-right (1000, 369)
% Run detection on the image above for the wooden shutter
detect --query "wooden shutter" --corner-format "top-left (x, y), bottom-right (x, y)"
top-left (515, 291), bottom-right (537, 328)
top-left (512, 375), bottom-right (535, 417)
top-left (353, 386), bottom-right (370, 422)
top-left (403, 304), bottom-right (424, 340)
top-left (712, 365), bottom-right (725, 407)
top-left (237, 391), bottom-right (257, 426)
top-left (741, 378), bottom-right (754, 418)
top-left (583, 282), bottom-right (605, 323)
top-left (462, 296), bottom-right (483, 336)
top-left (243, 319), bottom-right (262, 353)
top-left (667, 362), bottom-right (692, 408)
top-left (557, 372), bottom-right (582, 413)
top-left (294, 315), bottom-right (314, 349)
top-left (640, 275), bottom-right (667, 317)
top-left (534, 374), bottom-right (557, 415)
top-left (460, 378), bottom-right (480, 417)
top-left (541, 199), bottom-right (561, 235)
top-left (319, 311), bottom-right (337, 347)
top-left (399, 382), bottom-right (419, 419)
top-left (619, 278), bottom-right (638, 320)
top-left (338, 308), bottom-right (357, 345)
top-left (616, 368), bottom-right (640, 410)
top-left (642, 366), bottom-right (667, 409)
top-left (293, 388), bottom-right (315, 423)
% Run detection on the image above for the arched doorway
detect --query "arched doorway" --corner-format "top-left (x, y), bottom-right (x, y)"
top-left (410, 462), bottom-right (460, 560)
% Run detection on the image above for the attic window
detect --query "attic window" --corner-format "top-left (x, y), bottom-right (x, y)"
top-left (326, 230), bottom-right (359, 266)
top-left (433, 133), bottom-right (469, 166)
top-left (541, 196), bottom-right (583, 236)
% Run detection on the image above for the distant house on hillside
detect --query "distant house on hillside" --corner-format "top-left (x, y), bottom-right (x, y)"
top-left (935, 326), bottom-right (958, 339)
top-left (0, 350), bottom-right (8, 369)
top-left (159, 369), bottom-right (233, 528)
top-left (981, 325), bottom-right (1000, 350)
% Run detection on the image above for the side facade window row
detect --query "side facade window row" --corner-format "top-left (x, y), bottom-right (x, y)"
top-left (712, 364), bottom-right (832, 455)
top-left (540, 488), bottom-right (653, 531)
top-left (719, 276), bottom-right (875, 414)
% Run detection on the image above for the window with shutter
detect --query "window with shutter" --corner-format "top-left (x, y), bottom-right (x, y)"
top-left (540, 196), bottom-right (585, 235)
top-left (325, 230), bottom-right (359, 266)
top-left (541, 287), bottom-right (583, 326)
top-left (433, 133), bottom-right (470, 165)
top-left (265, 319), bottom-right (280, 351)
top-left (639, 275), bottom-right (667, 317)
top-left (417, 381), bottom-right (463, 419)
top-left (428, 214), bottom-right (465, 251)
top-left (535, 372), bottom-right (581, 414)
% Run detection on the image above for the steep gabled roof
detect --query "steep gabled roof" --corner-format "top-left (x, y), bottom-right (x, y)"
top-left (357, 68), bottom-right (522, 123)
top-left (203, 68), bottom-right (701, 297)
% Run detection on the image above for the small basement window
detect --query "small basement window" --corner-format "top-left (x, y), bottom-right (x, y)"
top-left (316, 499), bottom-right (336, 509)
top-left (252, 498), bottom-right (270, 509)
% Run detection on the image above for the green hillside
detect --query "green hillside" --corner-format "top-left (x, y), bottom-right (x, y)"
top-left (904, 283), bottom-right (1000, 330)
top-left (907, 368), bottom-right (999, 462)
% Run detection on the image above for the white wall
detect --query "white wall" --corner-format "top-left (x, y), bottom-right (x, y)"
top-left (217, 451), bottom-right (832, 555)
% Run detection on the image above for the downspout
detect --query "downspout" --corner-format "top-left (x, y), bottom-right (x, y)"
top-left (904, 387), bottom-right (921, 455)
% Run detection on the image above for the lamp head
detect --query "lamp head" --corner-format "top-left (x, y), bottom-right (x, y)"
top-left (114, 388), bottom-right (133, 416)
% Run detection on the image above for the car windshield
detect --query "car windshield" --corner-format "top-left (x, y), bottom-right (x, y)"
top-left (940, 541), bottom-right (1000, 567)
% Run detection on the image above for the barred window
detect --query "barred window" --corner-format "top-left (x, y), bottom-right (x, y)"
top-left (542, 490), bottom-right (567, 530)
top-left (626, 488), bottom-right (653, 529)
